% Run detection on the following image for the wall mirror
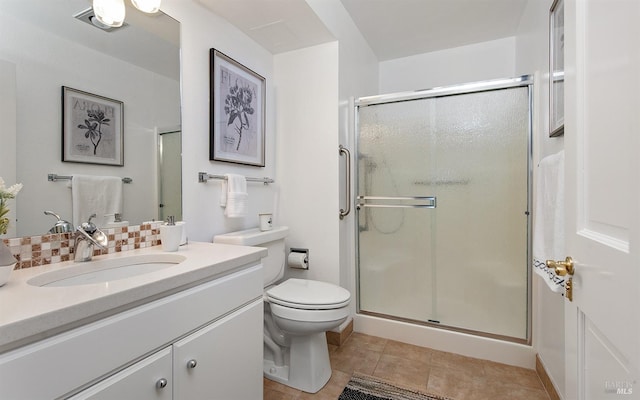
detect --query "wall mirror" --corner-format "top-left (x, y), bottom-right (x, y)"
top-left (0, 0), bottom-right (181, 237)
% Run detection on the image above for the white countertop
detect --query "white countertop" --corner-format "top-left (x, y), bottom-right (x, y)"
top-left (0, 242), bottom-right (267, 353)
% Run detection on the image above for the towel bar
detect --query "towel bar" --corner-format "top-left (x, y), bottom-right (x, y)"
top-left (198, 172), bottom-right (274, 185)
top-left (48, 174), bottom-right (132, 183)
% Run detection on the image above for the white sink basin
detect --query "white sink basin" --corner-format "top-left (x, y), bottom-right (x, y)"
top-left (28, 254), bottom-right (186, 287)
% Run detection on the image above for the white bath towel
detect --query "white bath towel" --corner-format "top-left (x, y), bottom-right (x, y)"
top-left (71, 175), bottom-right (123, 228)
top-left (533, 150), bottom-right (566, 293)
top-left (220, 174), bottom-right (247, 218)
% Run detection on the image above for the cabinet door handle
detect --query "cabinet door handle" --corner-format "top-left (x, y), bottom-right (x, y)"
top-left (187, 359), bottom-right (198, 369)
top-left (156, 378), bottom-right (168, 389)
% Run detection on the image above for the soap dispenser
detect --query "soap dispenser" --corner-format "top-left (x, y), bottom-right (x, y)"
top-left (159, 216), bottom-right (183, 252)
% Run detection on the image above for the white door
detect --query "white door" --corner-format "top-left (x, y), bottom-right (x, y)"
top-left (564, 0), bottom-right (639, 398)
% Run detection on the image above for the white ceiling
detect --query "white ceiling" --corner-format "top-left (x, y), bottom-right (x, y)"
top-left (194, 0), bottom-right (336, 54)
top-left (196, 0), bottom-right (529, 61)
top-left (341, 0), bottom-right (529, 61)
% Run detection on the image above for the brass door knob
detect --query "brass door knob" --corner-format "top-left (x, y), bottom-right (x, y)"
top-left (546, 257), bottom-right (575, 276)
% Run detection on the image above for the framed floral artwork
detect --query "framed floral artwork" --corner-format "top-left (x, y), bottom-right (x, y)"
top-left (549, 0), bottom-right (564, 137)
top-left (210, 49), bottom-right (265, 166)
top-left (62, 86), bottom-right (124, 166)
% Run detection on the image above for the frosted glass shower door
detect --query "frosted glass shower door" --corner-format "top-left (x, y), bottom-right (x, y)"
top-left (357, 98), bottom-right (439, 323)
top-left (356, 85), bottom-right (530, 340)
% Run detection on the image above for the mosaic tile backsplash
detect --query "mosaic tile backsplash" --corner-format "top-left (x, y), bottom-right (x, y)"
top-left (1, 222), bottom-right (162, 269)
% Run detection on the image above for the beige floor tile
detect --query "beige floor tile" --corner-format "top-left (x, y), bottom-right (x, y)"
top-left (430, 349), bottom-right (486, 378)
top-left (373, 353), bottom-right (430, 392)
top-left (264, 387), bottom-right (299, 400)
top-left (296, 391), bottom-right (338, 400)
top-left (329, 343), bottom-right (382, 375)
top-left (382, 339), bottom-right (433, 363)
top-left (483, 360), bottom-right (545, 391)
top-left (342, 332), bottom-right (388, 352)
top-left (427, 365), bottom-right (489, 400)
top-left (373, 354), bottom-right (429, 391)
top-left (481, 384), bottom-right (551, 400)
top-left (264, 332), bottom-right (552, 400)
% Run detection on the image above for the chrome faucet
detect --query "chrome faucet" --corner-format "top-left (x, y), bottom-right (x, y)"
top-left (73, 214), bottom-right (108, 262)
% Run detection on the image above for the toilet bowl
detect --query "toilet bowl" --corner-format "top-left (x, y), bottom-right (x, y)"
top-left (213, 227), bottom-right (350, 393)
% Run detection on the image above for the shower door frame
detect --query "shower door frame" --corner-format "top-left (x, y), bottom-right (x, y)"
top-left (353, 75), bottom-right (534, 344)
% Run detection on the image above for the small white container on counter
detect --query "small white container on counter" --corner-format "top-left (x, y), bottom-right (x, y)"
top-left (160, 216), bottom-right (183, 252)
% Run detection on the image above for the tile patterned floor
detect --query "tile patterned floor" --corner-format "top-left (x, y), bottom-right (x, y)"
top-left (264, 332), bottom-right (551, 400)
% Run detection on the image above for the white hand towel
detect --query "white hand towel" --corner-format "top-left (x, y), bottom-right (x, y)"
top-left (533, 150), bottom-right (566, 293)
top-left (220, 179), bottom-right (228, 207)
top-left (71, 175), bottom-right (123, 228)
top-left (220, 174), bottom-right (248, 218)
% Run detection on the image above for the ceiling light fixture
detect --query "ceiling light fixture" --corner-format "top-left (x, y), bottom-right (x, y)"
top-left (93, 0), bottom-right (161, 28)
top-left (131, 0), bottom-right (162, 14)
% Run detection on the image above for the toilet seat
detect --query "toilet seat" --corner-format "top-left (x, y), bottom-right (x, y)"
top-left (266, 278), bottom-right (351, 310)
top-left (269, 302), bottom-right (349, 323)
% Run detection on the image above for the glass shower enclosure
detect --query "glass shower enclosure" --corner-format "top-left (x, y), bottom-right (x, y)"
top-left (355, 77), bottom-right (532, 341)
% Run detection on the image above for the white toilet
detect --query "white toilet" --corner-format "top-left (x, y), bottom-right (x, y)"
top-left (213, 226), bottom-right (350, 393)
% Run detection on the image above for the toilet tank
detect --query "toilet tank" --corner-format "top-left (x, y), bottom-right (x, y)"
top-left (213, 226), bottom-right (289, 287)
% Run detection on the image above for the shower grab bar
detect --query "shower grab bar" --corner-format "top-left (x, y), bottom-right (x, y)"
top-left (356, 195), bottom-right (437, 209)
top-left (339, 145), bottom-right (351, 220)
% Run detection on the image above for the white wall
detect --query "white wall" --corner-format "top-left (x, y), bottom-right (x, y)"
top-left (274, 43), bottom-right (340, 284)
top-left (304, 0), bottom-right (379, 294)
top-left (162, 0), bottom-right (277, 243)
top-left (0, 11), bottom-right (179, 236)
top-left (515, 0), bottom-right (565, 396)
top-left (379, 37), bottom-right (517, 94)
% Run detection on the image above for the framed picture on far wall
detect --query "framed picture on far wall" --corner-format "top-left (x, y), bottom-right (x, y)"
top-left (62, 86), bottom-right (124, 166)
top-left (549, 0), bottom-right (564, 137)
top-left (209, 49), bottom-right (265, 167)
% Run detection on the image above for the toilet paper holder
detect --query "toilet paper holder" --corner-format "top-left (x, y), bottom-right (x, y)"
top-left (289, 248), bottom-right (309, 269)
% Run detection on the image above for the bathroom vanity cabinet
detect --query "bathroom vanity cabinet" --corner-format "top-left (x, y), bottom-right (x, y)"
top-left (0, 251), bottom-right (264, 400)
top-left (69, 299), bottom-right (262, 399)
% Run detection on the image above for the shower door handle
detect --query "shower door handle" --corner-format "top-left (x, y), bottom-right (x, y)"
top-left (339, 145), bottom-right (351, 220)
top-left (356, 196), bottom-right (437, 209)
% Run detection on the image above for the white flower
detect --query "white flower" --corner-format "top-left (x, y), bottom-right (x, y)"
top-left (0, 178), bottom-right (22, 200)
top-left (0, 177), bottom-right (22, 235)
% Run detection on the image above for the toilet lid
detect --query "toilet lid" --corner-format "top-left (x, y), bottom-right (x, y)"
top-left (266, 279), bottom-right (351, 310)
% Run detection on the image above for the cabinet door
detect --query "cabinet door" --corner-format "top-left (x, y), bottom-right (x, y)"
top-left (68, 347), bottom-right (172, 400)
top-left (173, 299), bottom-right (263, 400)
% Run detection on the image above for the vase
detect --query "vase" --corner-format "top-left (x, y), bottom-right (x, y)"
top-left (0, 240), bottom-right (17, 286)
top-left (0, 263), bottom-right (15, 287)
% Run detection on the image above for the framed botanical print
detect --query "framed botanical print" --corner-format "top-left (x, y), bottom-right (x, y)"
top-left (62, 86), bottom-right (124, 166)
top-left (209, 49), bottom-right (266, 167)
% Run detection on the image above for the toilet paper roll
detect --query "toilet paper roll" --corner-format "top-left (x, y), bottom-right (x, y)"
top-left (288, 252), bottom-right (308, 269)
